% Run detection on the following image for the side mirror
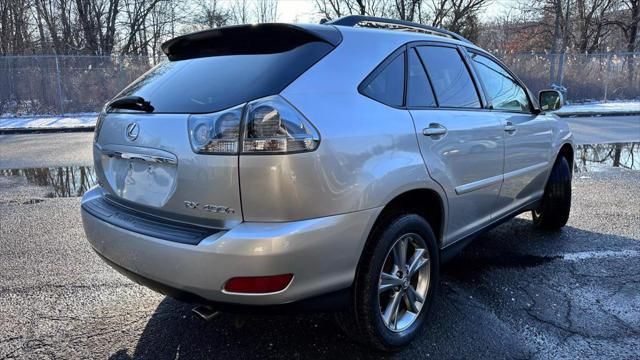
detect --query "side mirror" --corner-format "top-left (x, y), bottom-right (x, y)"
top-left (539, 90), bottom-right (564, 111)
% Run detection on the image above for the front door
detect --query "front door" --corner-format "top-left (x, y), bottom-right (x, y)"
top-left (407, 44), bottom-right (504, 244)
top-left (466, 51), bottom-right (553, 217)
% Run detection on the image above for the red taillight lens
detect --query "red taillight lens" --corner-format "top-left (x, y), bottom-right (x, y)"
top-left (223, 274), bottom-right (293, 294)
top-left (242, 96), bottom-right (320, 154)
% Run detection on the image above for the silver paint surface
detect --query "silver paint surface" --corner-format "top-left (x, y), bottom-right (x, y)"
top-left (83, 25), bottom-right (573, 303)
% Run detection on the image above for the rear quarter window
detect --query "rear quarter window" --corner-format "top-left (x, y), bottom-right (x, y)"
top-left (360, 52), bottom-right (405, 107)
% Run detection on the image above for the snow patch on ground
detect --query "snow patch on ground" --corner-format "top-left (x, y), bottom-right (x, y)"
top-left (0, 113), bottom-right (98, 130)
top-left (562, 250), bottom-right (640, 261)
top-left (0, 101), bottom-right (638, 131)
top-left (555, 101), bottom-right (640, 116)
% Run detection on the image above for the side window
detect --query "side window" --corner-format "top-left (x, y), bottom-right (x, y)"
top-left (415, 46), bottom-right (481, 109)
top-left (407, 48), bottom-right (437, 107)
top-left (361, 52), bottom-right (405, 107)
top-left (469, 52), bottom-right (530, 113)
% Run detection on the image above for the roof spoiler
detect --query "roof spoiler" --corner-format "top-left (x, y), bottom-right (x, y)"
top-left (161, 23), bottom-right (342, 61)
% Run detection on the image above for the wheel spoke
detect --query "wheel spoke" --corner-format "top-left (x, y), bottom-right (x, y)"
top-left (407, 248), bottom-right (428, 277)
top-left (393, 237), bottom-right (408, 269)
top-left (383, 290), bottom-right (403, 329)
top-left (379, 272), bottom-right (403, 294)
top-left (406, 285), bottom-right (424, 313)
top-left (410, 285), bottom-right (425, 303)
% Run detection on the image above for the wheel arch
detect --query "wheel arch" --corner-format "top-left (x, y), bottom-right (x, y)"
top-left (557, 142), bottom-right (574, 170)
top-left (366, 188), bottom-right (446, 250)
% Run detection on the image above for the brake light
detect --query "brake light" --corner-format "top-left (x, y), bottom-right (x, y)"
top-left (223, 274), bottom-right (293, 294)
top-left (242, 96), bottom-right (320, 153)
top-left (187, 95), bottom-right (319, 155)
top-left (188, 103), bottom-right (243, 154)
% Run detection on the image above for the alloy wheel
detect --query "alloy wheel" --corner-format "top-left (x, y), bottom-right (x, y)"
top-left (378, 233), bottom-right (431, 332)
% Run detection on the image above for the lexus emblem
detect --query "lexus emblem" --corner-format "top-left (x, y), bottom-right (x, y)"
top-left (126, 123), bottom-right (139, 141)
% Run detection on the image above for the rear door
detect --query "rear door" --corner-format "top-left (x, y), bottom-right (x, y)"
top-left (408, 43), bottom-right (505, 244)
top-left (95, 112), bottom-right (243, 229)
top-left (93, 24), bottom-right (337, 229)
top-left (466, 50), bottom-right (553, 217)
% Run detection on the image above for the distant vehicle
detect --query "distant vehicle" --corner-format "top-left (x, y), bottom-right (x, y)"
top-left (81, 16), bottom-right (574, 350)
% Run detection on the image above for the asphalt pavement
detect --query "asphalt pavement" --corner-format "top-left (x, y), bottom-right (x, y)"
top-left (0, 133), bottom-right (94, 169)
top-left (563, 115), bottom-right (640, 145)
top-left (0, 133), bottom-right (639, 359)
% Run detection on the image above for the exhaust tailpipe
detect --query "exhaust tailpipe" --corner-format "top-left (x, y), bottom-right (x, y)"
top-left (192, 305), bottom-right (221, 321)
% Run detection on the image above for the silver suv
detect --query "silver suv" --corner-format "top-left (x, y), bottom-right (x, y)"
top-left (81, 16), bottom-right (574, 350)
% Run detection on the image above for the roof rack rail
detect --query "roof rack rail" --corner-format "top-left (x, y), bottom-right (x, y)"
top-left (326, 15), bottom-right (472, 44)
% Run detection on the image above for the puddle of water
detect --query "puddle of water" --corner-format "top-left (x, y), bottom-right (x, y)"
top-left (0, 142), bottom-right (634, 198)
top-left (0, 166), bottom-right (96, 198)
top-left (575, 142), bottom-right (639, 172)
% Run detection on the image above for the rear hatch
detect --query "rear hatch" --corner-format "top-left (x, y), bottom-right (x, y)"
top-left (93, 24), bottom-right (340, 229)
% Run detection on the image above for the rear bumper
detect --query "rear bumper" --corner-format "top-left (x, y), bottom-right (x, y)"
top-left (81, 186), bottom-right (380, 306)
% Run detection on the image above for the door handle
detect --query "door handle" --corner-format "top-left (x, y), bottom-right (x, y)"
top-left (422, 124), bottom-right (448, 137)
top-left (504, 122), bottom-right (516, 133)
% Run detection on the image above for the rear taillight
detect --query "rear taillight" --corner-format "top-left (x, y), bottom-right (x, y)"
top-left (188, 103), bottom-right (243, 154)
top-left (187, 95), bottom-right (319, 155)
top-left (242, 96), bottom-right (320, 153)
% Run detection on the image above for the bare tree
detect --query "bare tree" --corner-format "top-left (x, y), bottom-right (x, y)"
top-left (612, 0), bottom-right (639, 52)
top-left (119, 0), bottom-right (165, 55)
top-left (1, 0), bottom-right (34, 54)
top-left (254, 0), bottom-right (278, 22)
top-left (393, 0), bottom-right (423, 20)
top-left (445, 0), bottom-right (490, 40)
top-left (194, 0), bottom-right (231, 28)
top-left (74, 0), bottom-right (120, 55)
top-left (316, 0), bottom-right (346, 19)
top-left (611, 0), bottom-right (639, 86)
top-left (33, 0), bottom-right (81, 54)
top-left (315, 0), bottom-right (388, 20)
top-left (424, 0), bottom-right (450, 26)
top-left (230, 0), bottom-right (251, 24)
top-left (574, 0), bottom-right (617, 53)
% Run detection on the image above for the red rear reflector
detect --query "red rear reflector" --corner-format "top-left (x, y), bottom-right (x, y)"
top-left (224, 274), bottom-right (293, 294)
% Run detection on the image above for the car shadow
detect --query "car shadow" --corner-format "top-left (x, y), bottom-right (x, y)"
top-left (109, 218), bottom-right (639, 359)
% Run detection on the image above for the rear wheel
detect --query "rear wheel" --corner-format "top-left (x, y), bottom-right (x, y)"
top-left (338, 214), bottom-right (439, 351)
top-left (532, 156), bottom-right (572, 230)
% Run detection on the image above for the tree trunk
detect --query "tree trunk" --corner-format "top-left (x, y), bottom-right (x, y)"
top-left (550, 0), bottom-right (564, 85)
top-left (627, 0), bottom-right (639, 90)
top-left (613, 144), bottom-right (622, 167)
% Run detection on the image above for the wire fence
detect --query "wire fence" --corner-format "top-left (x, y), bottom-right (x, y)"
top-left (1, 56), bottom-right (152, 116)
top-left (501, 52), bottom-right (640, 103)
top-left (1, 52), bottom-right (639, 116)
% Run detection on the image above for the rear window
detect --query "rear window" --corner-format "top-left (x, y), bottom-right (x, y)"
top-left (116, 41), bottom-right (333, 113)
top-left (416, 46), bottom-right (481, 109)
top-left (407, 49), bottom-right (437, 107)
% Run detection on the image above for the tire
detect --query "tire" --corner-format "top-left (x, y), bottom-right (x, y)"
top-left (532, 155), bottom-right (572, 230)
top-left (337, 214), bottom-right (439, 351)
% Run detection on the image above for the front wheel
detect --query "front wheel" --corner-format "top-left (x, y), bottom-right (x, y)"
top-left (532, 156), bottom-right (572, 230)
top-left (338, 214), bottom-right (439, 351)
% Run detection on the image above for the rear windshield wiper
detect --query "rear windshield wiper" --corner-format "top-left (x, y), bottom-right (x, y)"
top-left (108, 96), bottom-right (154, 113)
